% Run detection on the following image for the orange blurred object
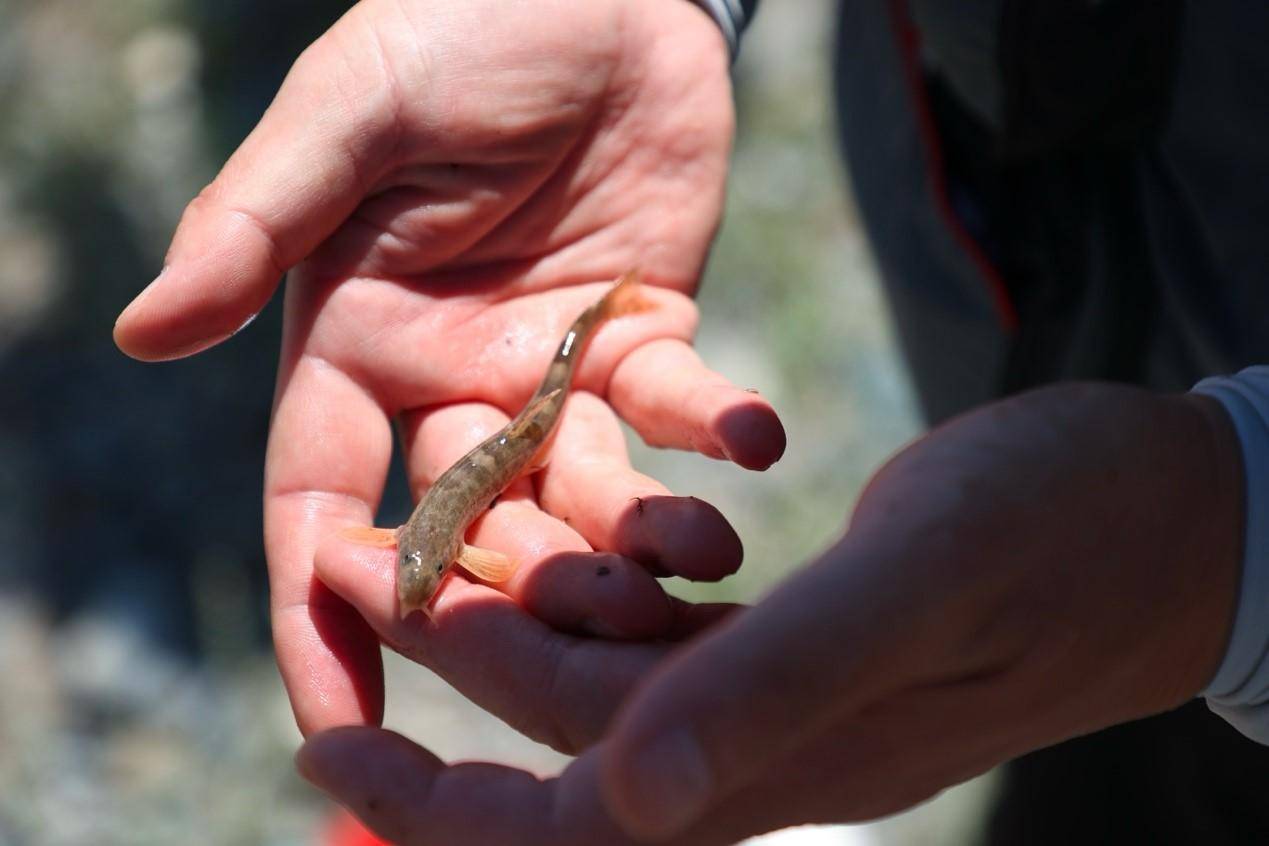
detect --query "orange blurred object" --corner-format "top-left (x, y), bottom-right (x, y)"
top-left (323, 809), bottom-right (392, 846)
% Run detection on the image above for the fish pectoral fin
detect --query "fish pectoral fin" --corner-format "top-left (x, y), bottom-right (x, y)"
top-left (340, 525), bottom-right (400, 549)
top-left (456, 544), bottom-right (515, 583)
top-left (522, 447), bottom-right (552, 477)
top-left (522, 426), bottom-right (559, 476)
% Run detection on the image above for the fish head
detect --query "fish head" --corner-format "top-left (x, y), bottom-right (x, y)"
top-left (396, 533), bottom-right (456, 613)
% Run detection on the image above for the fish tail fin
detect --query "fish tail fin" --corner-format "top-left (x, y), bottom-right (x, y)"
top-left (598, 269), bottom-right (654, 320)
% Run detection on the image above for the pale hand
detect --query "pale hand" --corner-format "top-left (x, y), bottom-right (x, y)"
top-left (113, 0), bottom-right (785, 735)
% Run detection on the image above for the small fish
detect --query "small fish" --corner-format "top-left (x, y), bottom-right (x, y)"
top-left (342, 272), bottom-right (649, 617)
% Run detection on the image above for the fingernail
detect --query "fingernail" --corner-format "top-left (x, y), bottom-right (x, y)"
top-left (621, 729), bottom-right (712, 837)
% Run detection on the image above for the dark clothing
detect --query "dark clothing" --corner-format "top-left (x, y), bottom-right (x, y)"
top-left (836, 0), bottom-right (1269, 420)
top-left (834, 0), bottom-right (1269, 840)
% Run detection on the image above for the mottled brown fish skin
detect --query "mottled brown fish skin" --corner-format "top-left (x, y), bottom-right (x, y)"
top-left (396, 273), bottom-right (642, 613)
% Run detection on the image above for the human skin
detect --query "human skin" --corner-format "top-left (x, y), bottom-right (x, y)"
top-left (112, 0), bottom-right (785, 735)
top-left (112, 0), bottom-right (1246, 840)
top-left (298, 384), bottom-right (1243, 844)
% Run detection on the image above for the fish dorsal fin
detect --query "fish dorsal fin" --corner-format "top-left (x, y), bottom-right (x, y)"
top-left (457, 544), bottom-right (515, 582)
top-left (507, 388), bottom-right (563, 439)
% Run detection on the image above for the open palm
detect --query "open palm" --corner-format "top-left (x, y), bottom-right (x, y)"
top-left (114, 0), bottom-right (784, 734)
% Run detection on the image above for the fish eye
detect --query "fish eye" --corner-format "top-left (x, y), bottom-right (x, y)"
top-left (434, 562), bottom-right (444, 575)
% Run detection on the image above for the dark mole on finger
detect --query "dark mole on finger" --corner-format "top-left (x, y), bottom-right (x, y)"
top-left (596, 565), bottom-right (611, 577)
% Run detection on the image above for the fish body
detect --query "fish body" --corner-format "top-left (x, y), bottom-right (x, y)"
top-left (395, 272), bottom-right (645, 616)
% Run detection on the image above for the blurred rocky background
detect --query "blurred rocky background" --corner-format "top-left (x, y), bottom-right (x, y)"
top-left (0, 1), bottom-right (992, 843)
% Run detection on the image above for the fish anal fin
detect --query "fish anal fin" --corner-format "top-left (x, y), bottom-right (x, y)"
top-left (522, 425), bottom-right (559, 476)
top-left (507, 388), bottom-right (563, 439)
top-left (523, 455), bottom-right (550, 476)
top-left (340, 525), bottom-right (400, 549)
top-left (457, 544), bottom-right (515, 583)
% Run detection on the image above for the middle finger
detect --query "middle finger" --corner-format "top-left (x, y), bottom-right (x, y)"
top-left (536, 391), bottom-right (743, 581)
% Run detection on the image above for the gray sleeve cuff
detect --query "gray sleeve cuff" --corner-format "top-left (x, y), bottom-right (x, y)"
top-left (688, 0), bottom-right (757, 59)
top-left (1192, 366), bottom-right (1269, 744)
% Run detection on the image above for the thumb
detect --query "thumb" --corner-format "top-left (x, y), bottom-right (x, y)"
top-left (113, 28), bottom-right (396, 361)
top-left (598, 537), bottom-right (916, 840)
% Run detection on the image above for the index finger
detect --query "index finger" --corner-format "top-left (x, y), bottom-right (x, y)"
top-left (297, 730), bottom-right (684, 846)
top-left (298, 729), bottom-right (602, 846)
